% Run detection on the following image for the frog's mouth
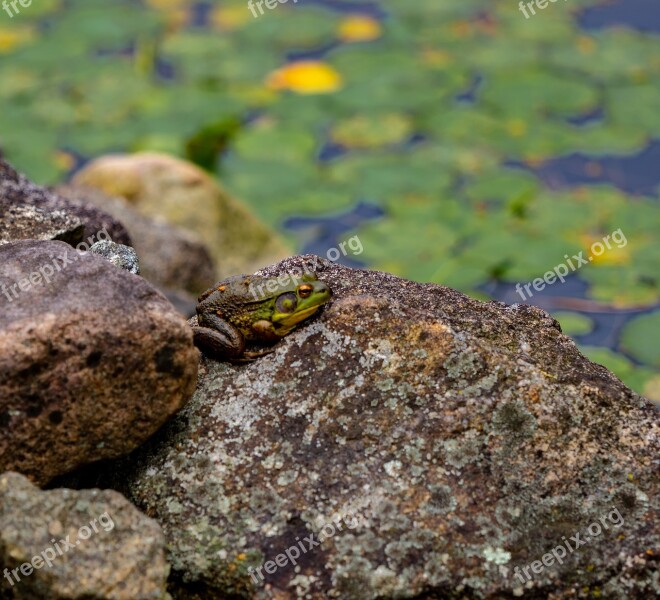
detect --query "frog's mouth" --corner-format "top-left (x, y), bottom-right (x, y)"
top-left (275, 305), bottom-right (321, 329)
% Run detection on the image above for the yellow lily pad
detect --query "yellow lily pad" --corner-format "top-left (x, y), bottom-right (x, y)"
top-left (266, 61), bottom-right (343, 95)
top-left (338, 15), bottom-right (382, 43)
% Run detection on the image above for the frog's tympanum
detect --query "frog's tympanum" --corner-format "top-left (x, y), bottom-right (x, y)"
top-left (192, 272), bottom-right (332, 361)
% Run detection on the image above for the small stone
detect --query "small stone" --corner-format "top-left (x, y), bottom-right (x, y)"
top-left (89, 240), bottom-right (140, 275)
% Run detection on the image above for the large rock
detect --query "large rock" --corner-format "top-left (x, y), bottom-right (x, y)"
top-left (57, 184), bottom-right (215, 296)
top-left (0, 240), bottom-right (199, 486)
top-left (0, 204), bottom-right (83, 246)
top-left (0, 159), bottom-right (131, 247)
top-left (71, 153), bottom-right (290, 278)
top-left (0, 471), bottom-right (169, 599)
top-left (115, 256), bottom-right (658, 600)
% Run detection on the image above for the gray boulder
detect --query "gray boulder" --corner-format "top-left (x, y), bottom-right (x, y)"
top-left (0, 471), bottom-right (170, 599)
top-left (57, 184), bottom-right (215, 296)
top-left (0, 204), bottom-right (83, 246)
top-left (0, 158), bottom-right (131, 248)
top-left (115, 256), bottom-right (659, 599)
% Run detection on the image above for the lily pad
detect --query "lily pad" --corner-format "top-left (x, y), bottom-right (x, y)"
top-left (552, 311), bottom-right (594, 336)
top-left (620, 311), bottom-right (660, 367)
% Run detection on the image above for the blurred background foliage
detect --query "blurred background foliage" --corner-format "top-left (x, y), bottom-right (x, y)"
top-left (0, 0), bottom-right (658, 398)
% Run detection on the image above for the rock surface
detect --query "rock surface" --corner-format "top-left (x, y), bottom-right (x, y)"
top-left (89, 240), bottom-right (141, 275)
top-left (0, 159), bottom-right (131, 247)
top-left (0, 203), bottom-right (84, 246)
top-left (0, 471), bottom-right (170, 600)
top-left (116, 256), bottom-right (658, 600)
top-left (0, 240), bottom-right (199, 486)
top-left (58, 184), bottom-right (215, 296)
top-left (70, 153), bottom-right (291, 278)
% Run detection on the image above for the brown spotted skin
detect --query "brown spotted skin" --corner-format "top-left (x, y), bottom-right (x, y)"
top-left (192, 273), bottom-right (331, 361)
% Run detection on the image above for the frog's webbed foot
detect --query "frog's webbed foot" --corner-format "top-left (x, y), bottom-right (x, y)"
top-left (192, 324), bottom-right (245, 361)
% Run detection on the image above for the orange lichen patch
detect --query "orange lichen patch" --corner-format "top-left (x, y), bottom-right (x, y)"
top-left (338, 15), bottom-right (382, 42)
top-left (217, 285), bottom-right (226, 292)
top-left (212, 4), bottom-right (252, 31)
top-left (527, 386), bottom-right (542, 403)
top-left (266, 61), bottom-right (343, 95)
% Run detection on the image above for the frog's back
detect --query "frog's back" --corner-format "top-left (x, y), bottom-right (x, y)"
top-left (198, 274), bottom-right (271, 325)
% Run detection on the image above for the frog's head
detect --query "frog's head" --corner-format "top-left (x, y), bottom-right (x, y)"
top-left (197, 272), bottom-right (332, 344)
top-left (267, 272), bottom-right (331, 335)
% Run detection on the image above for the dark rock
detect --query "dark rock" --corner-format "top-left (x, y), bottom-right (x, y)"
top-left (0, 158), bottom-right (131, 248)
top-left (0, 240), bottom-right (199, 486)
top-left (0, 203), bottom-right (84, 246)
top-left (117, 256), bottom-right (658, 599)
top-left (57, 184), bottom-right (214, 295)
top-left (0, 471), bottom-right (169, 599)
top-left (89, 240), bottom-right (140, 275)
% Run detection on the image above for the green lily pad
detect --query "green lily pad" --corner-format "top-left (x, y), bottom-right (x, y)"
top-left (620, 312), bottom-right (660, 368)
top-left (330, 113), bottom-right (414, 149)
top-left (552, 311), bottom-right (594, 337)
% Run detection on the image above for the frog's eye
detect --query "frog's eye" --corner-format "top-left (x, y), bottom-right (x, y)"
top-left (275, 293), bottom-right (298, 313)
top-left (298, 284), bottom-right (314, 299)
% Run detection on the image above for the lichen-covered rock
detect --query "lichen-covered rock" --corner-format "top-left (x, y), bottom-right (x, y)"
top-left (0, 471), bottom-right (170, 600)
top-left (70, 153), bottom-right (290, 278)
top-left (0, 203), bottom-right (84, 246)
top-left (89, 240), bottom-right (140, 275)
top-left (57, 184), bottom-right (215, 296)
top-left (0, 158), bottom-right (131, 247)
top-left (0, 240), bottom-right (199, 486)
top-left (115, 256), bottom-right (659, 599)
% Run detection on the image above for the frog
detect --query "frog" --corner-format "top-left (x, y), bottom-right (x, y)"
top-left (192, 272), bottom-right (332, 361)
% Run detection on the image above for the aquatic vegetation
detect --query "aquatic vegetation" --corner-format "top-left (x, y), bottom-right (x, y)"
top-left (0, 0), bottom-right (657, 395)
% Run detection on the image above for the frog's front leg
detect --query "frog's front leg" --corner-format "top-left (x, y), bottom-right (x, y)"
top-left (193, 313), bottom-right (245, 360)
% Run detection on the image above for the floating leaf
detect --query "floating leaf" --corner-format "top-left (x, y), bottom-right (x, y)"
top-left (620, 312), bottom-right (660, 368)
top-left (330, 113), bottom-right (413, 149)
top-left (338, 15), bottom-right (382, 43)
top-left (266, 61), bottom-right (343, 95)
top-left (552, 311), bottom-right (594, 337)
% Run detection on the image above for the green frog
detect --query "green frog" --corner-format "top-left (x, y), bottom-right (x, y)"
top-left (192, 272), bottom-right (332, 361)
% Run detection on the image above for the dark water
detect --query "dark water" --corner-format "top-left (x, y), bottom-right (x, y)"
top-left (479, 277), bottom-right (654, 362)
top-left (283, 201), bottom-right (384, 267)
top-left (280, 0), bottom-right (660, 362)
top-left (520, 140), bottom-right (660, 196)
top-left (578, 0), bottom-right (660, 33)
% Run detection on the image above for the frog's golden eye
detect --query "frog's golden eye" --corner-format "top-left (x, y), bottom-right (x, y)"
top-left (276, 293), bottom-right (297, 313)
top-left (298, 284), bottom-right (313, 298)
